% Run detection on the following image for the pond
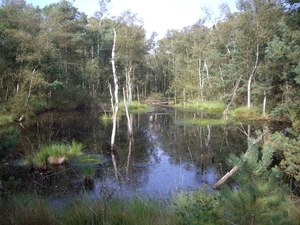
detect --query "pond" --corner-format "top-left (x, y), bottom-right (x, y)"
top-left (1, 106), bottom-right (288, 202)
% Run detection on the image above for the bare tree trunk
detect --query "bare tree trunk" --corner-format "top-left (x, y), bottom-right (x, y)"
top-left (219, 66), bottom-right (226, 96)
top-left (263, 90), bottom-right (266, 118)
top-left (111, 29), bottom-right (119, 149)
top-left (26, 64), bottom-right (39, 107)
top-left (247, 43), bottom-right (259, 109)
top-left (223, 74), bottom-right (243, 122)
top-left (198, 57), bottom-right (203, 100)
top-left (204, 60), bottom-right (212, 89)
top-left (108, 83), bottom-right (114, 116)
top-left (125, 63), bottom-right (133, 102)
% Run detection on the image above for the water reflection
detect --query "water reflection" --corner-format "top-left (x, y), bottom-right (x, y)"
top-left (7, 106), bottom-right (286, 199)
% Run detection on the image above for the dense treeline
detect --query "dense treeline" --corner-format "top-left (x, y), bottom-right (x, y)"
top-left (0, 0), bottom-right (300, 122)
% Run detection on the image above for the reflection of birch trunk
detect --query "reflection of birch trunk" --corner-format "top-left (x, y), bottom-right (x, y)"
top-left (123, 86), bottom-right (133, 179)
top-left (126, 137), bottom-right (133, 178)
top-left (224, 126), bottom-right (233, 152)
top-left (123, 88), bottom-right (133, 138)
top-left (206, 125), bottom-right (211, 155)
top-left (110, 29), bottom-right (120, 189)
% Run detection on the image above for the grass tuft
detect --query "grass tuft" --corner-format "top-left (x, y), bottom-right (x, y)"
top-left (33, 140), bottom-right (83, 167)
top-left (0, 115), bottom-right (14, 126)
top-left (175, 100), bottom-right (225, 112)
top-left (231, 106), bottom-right (260, 118)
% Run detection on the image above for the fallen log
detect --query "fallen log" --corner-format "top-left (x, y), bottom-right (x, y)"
top-left (212, 131), bottom-right (267, 189)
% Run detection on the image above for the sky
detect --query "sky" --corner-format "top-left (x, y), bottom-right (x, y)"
top-left (29, 0), bottom-right (237, 38)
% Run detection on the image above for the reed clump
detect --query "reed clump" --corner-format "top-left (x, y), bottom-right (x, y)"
top-left (34, 140), bottom-right (83, 167)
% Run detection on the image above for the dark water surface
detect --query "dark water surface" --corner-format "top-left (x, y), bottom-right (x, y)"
top-left (3, 106), bottom-right (288, 201)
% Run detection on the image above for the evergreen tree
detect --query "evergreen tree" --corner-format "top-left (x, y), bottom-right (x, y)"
top-left (217, 132), bottom-right (291, 225)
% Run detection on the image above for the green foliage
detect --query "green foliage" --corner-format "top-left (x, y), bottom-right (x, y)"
top-left (177, 118), bottom-right (226, 127)
top-left (172, 190), bottom-right (219, 225)
top-left (0, 115), bottom-right (14, 126)
top-left (264, 131), bottom-right (300, 182)
top-left (217, 135), bottom-right (292, 225)
top-left (81, 164), bottom-right (95, 178)
top-left (230, 106), bottom-right (260, 118)
top-left (119, 101), bottom-right (150, 112)
top-left (0, 126), bottom-right (19, 157)
top-left (175, 101), bottom-right (225, 112)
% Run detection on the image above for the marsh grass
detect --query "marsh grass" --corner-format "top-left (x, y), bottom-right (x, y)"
top-left (0, 115), bottom-right (14, 126)
top-left (119, 101), bottom-right (149, 112)
top-left (175, 101), bottom-right (225, 112)
top-left (1, 192), bottom-right (300, 225)
top-left (101, 112), bottom-right (113, 121)
top-left (230, 106), bottom-right (261, 118)
top-left (0, 194), bottom-right (55, 225)
top-left (177, 118), bottom-right (227, 126)
top-left (34, 141), bottom-right (83, 167)
top-left (60, 196), bottom-right (178, 225)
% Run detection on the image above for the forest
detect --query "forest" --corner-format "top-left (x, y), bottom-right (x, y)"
top-left (1, 0), bottom-right (300, 224)
top-left (0, 0), bottom-right (299, 121)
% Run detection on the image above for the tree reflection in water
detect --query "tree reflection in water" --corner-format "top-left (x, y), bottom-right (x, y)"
top-left (11, 106), bottom-right (280, 199)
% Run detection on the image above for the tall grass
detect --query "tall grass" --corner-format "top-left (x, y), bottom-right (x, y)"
top-left (175, 100), bottom-right (225, 112)
top-left (0, 194), bottom-right (55, 225)
top-left (0, 115), bottom-right (14, 126)
top-left (60, 196), bottom-right (180, 225)
top-left (34, 140), bottom-right (83, 167)
top-left (230, 106), bottom-right (260, 118)
top-left (119, 100), bottom-right (149, 112)
top-left (1, 192), bottom-right (300, 225)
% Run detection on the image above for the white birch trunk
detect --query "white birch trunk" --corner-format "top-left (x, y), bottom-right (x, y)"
top-left (263, 90), bottom-right (266, 118)
top-left (111, 29), bottom-right (119, 149)
top-left (126, 64), bottom-right (133, 102)
top-left (198, 57), bottom-right (203, 100)
top-left (223, 74), bottom-right (243, 121)
top-left (247, 43), bottom-right (259, 109)
top-left (204, 60), bottom-right (212, 89)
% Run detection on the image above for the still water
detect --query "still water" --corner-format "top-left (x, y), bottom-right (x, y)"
top-left (7, 106), bottom-right (282, 200)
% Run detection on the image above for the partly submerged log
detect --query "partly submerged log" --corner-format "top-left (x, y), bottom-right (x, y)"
top-left (212, 131), bottom-right (266, 189)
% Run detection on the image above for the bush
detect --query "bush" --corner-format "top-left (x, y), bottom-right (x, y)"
top-left (172, 189), bottom-right (219, 225)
